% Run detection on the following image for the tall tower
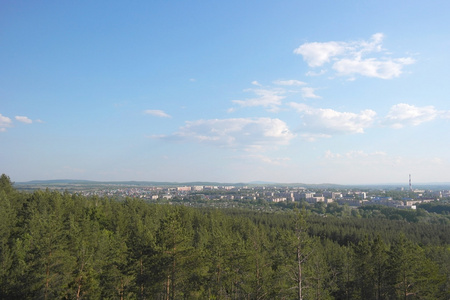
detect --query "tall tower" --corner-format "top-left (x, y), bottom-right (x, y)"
top-left (409, 174), bottom-right (412, 191)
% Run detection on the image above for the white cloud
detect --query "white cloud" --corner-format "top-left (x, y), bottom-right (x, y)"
top-left (294, 41), bottom-right (348, 67)
top-left (273, 79), bottom-right (306, 86)
top-left (301, 133), bottom-right (332, 142)
top-left (251, 80), bottom-right (262, 86)
top-left (144, 109), bottom-right (171, 118)
top-left (290, 102), bottom-right (376, 137)
top-left (301, 87), bottom-right (321, 99)
top-left (441, 110), bottom-right (450, 119)
top-left (15, 116), bottom-right (33, 124)
top-left (294, 33), bottom-right (414, 79)
top-left (333, 57), bottom-right (414, 80)
top-left (324, 150), bottom-right (341, 159)
top-left (306, 69), bottom-right (327, 77)
top-left (354, 32), bottom-right (384, 56)
top-left (232, 88), bottom-right (286, 112)
top-left (383, 103), bottom-right (439, 128)
top-left (160, 117), bottom-right (295, 151)
top-left (0, 114), bottom-right (12, 131)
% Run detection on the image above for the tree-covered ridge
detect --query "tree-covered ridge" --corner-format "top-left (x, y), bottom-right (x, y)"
top-left (0, 174), bottom-right (449, 299)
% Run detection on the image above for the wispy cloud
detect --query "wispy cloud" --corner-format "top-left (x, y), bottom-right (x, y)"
top-left (273, 79), bottom-right (306, 86)
top-left (306, 69), bottom-right (327, 77)
top-left (230, 79), bottom-right (323, 113)
top-left (15, 116), bottom-right (33, 124)
top-left (289, 102), bottom-right (376, 139)
top-left (144, 109), bottom-right (171, 118)
top-left (157, 117), bottom-right (295, 151)
top-left (294, 33), bottom-right (415, 79)
top-left (0, 113), bottom-right (13, 132)
top-left (232, 88), bottom-right (286, 112)
top-left (288, 102), bottom-right (446, 139)
top-left (324, 150), bottom-right (387, 160)
top-left (300, 133), bottom-right (332, 142)
top-left (1, 114), bottom-right (43, 131)
top-left (382, 103), bottom-right (442, 128)
top-left (333, 57), bottom-right (414, 80)
top-left (301, 87), bottom-right (321, 99)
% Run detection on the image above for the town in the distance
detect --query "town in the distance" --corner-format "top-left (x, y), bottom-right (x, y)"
top-left (16, 175), bottom-right (450, 211)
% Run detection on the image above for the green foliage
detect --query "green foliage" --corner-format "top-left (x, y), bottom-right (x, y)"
top-left (419, 202), bottom-right (450, 215)
top-left (0, 174), bottom-right (14, 195)
top-left (0, 178), bottom-right (449, 299)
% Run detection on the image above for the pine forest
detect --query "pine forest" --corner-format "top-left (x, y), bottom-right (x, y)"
top-left (0, 174), bottom-right (449, 300)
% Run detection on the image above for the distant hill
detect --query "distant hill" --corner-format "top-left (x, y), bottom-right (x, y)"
top-left (23, 179), bottom-right (96, 185)
top-left (16, 179), bottom-right (244, 188)
top-left (15, 179), bottom-right (450, 191)
top-left (17, 179), bottom-right (342, 187)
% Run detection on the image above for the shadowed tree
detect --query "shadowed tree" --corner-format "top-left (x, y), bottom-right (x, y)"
top-left (387, 234), bottom-right (443, 299)
top-left (371, 235), bottom-right (389, 300)
top-left (353, 236), bottom-right (375, 299)
top-left (25, 190), bottom-right (75, 299)
top-left (0, 190), bottom-right (15, 297)
top-left (156, 208), bottom-right (193, 300)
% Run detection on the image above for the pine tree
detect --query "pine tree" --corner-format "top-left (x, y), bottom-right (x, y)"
top-left (156, 208), bottom-right (193, 299)
top-left (371, 235), bottom-right (389, 300)
top-left (26, 190), bottom-right (75, 299)
top-left (0, 190), bottom-right (15, 297)
top-left (0, 174), bottom-right (14, 195)
top-left (278, 209), bottom-right (316, 300)
top-left (353, 236), bottom-right (375, 299)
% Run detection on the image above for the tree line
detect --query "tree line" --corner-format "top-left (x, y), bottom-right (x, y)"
top-left (0, 174), bottom-right (449, 299)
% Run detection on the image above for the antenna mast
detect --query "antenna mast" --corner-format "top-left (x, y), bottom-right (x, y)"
top-left (409, 174), bottom-right (412, 191)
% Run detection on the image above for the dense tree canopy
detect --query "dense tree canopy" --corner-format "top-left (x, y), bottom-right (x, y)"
top-left (0, 175), bottom-right (449, 299)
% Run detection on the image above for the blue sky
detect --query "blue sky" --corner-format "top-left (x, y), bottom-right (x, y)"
top-left (1, 1), bottom-right (450, 184)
